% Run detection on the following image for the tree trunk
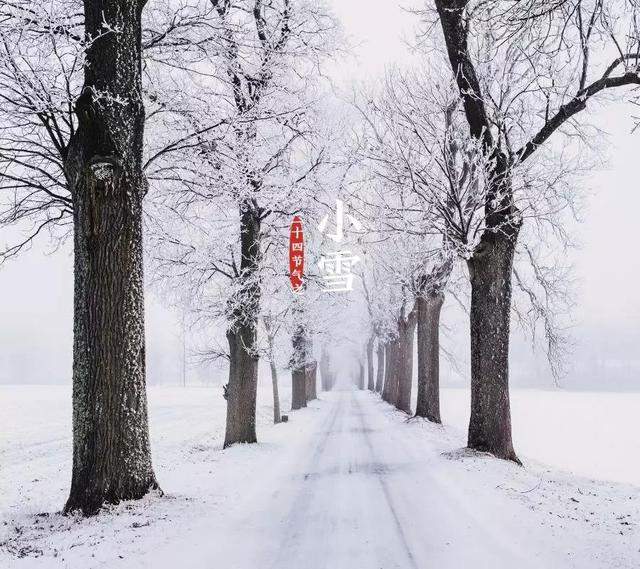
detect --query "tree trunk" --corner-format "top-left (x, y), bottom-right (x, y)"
top-left (434, 0), bottom-right (521, 463)
top-left (306, 361), bottom-right (317, 402)
top-left (225, 324), bottom-right (259, 446)
top-left (358, 360), bottom-right (365, 390)
top-left (305, 333), bottom-right (317, 402)
top-left (382, 339), bottom-right (398, 404)
top-left (291, 368), bottom-right (307, 410)
top-left (63, 0), bottom-right (158, 516)
top-left (395, 313), bottom-right (416, 414)
top-left (320, 344), bottom-right (333, 391)
top-left (291, 318), bottom-right (308, 410)
top-left (415, 294), bottom-right (444, 423)
top-left (467, 232), bottom-right (520, 463)
top-left (263, 319), bottom-right (281, 425)
top-left (366, 336), bottom-right (375, 391)
top-left (270, 358), bottom-right (281, 424)
top-left (375, 341), bottom-right (385, 393)
top-left (224, 206), bottom-right (261, 447)
top-left (382, 343), bottom-right (392, 402)
top-left (390, 338), bottom-right (401, 405)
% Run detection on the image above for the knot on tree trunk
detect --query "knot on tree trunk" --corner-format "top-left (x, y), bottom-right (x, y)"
top-left (88, 155), bottom-right (122, 183)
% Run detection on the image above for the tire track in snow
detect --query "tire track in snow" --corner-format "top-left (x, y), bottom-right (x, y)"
top-left (349, 391), bottom-right (420, 569)
top-left (271, 389), bottom-right (420, 569)
top-left (269, 392), bottom-right (346, 569)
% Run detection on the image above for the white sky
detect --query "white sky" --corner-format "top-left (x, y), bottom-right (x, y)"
top-left (0, 0), bottom-right (638, 387)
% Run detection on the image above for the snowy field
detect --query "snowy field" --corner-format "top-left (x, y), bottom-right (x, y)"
top-left (440, 388), bottom-right (640, 487)
top-left (1, 383), bottom-right (639, 568)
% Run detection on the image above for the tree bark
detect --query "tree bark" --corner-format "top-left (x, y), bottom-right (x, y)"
top-left (395, 312), bottom-right (417, 414)
top-left (467, 231), bottom-right (520, 463)
top-left (291, 369), bottom-right (307, 410)
top-left (224, 207), bottom-right (261, 447)
top-left (270, 358), bottom-right (281, 424)
top-left (415, 293), bottom-right (444, 423)
top-left (224, 323), bottom-right (259, 445)
top-left (263, 318), bottom-right (281, 424)
top-left (63, 0), bottom-right (158, 516)
top-left (291, 318), bottom-right (308, 410)
top-left (358, 360), bottom-right (365, 390)
top-left (306, 333), bottom-right (317, 402)
top-left (435, 0), bottom-right (522, 463)
top-left (320, 344), bottom-right (333, 391)
top-left (382, 343), bottom-right (392, 402)
top-left (390, 338), bottom-right (401, 406)
top-left (306, 361), bottom-right (317, 402)
top-left (375, 341), bottom-right (385, 393)
top-left (366, 336), bottom-right (375, 391)
top-left (382, 339), bottom-right (399, 404)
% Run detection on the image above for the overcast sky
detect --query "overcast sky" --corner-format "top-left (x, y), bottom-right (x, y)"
top-left (1, 0), bottom-right (638, 388)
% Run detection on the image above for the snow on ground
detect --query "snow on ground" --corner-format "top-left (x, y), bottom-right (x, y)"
top-left (1, 384), bottom-right (639, 568)
top-left (440, 388), bottom-right (640, 487)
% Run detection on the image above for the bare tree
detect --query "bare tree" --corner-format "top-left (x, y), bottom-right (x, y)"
top-left (395, 300), bottom-right (417, 413)
top-left (359, 233), bottom-right (419, 414)
top-left (428, 0), bottom-right (640, 460)
top-left (62, 0), bottom-right (159, 515)
top-left (0, 0), bottom-right (222, 261)
top-left (415, 256), bottom-right (452, 422)
top-left (262, 315), bottom-right (282, 423)
top-left (355, 61), bottom-right (580, 429)
top-left (146, 0), bottom-right (336, 444)
top-left (0, 0), bottom-right (237, 515)
top-left (290, 297), bottom-right (310, 410)
top-left (0, 1), bottom-right (80, 260)
top-left (352, 82), bottom-right (457, 418)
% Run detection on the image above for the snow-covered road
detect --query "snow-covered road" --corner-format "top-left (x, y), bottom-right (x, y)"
top-left (3, 387), bottom-right (639, 568)
top-left (141, 389), bottom-right (638, 569)
top-left (257, 389), bottom-right (534, 569)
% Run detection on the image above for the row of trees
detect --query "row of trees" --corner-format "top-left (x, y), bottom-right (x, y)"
top-left (352, 0), bottom-right (640, 463)
top-left (1, 0), bottom-right (639, 516)
top-left (1, 0), bottom-right (344, 515)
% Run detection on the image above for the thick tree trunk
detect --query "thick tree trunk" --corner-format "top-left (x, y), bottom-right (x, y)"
top-left (63, 0), bottom-right (158, 516)
top-left (395, 314), bottom-right (416, 414)
top-left (435, 0), bottom-right (522, 463)
top-left (366, 337), bottom-right (375, 391)
top-left (291, 305), bottom-right (316, 407)
top-left (224, 324), bottom-right (259, 446)
top-left (375, 341), bottom-right (385, 393)
top-left (415, 294), bottom-right (444, 423)
top-left (467, 231), bottom-right (520, 463)
top-left (291, 318), bottom-right (308, 410)
top-left (291, 368), bottom-right (307, 410)
top-left (358, 360), bottom-right (365, 390)
top-left (224, 207), bottom-right (261, 447)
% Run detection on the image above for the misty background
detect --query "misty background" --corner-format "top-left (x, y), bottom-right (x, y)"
top-left (1, 0), bottom-right (638, 390)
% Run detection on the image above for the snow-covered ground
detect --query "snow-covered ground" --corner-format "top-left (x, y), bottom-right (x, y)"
top-left (440, 388), bottom-right (640, 487)
top-left (1, 384), bottom-right (639, 568)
